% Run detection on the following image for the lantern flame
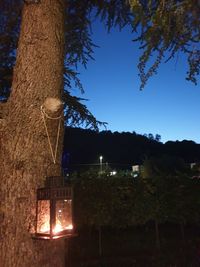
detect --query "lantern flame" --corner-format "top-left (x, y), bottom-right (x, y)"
top-left (53, 222), bottom-right (63, 234)
top-left (53, 223), bottom-right (73, 234)
top-left (39, 221), bottom-right (50, 234)
top-left (39, 223), bottom-right (73, 234)
top-left (66, 224), bottom-right (73, 230)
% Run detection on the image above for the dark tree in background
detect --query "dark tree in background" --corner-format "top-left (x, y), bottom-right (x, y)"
top-left (64, 127), bottom-right (200, 173)
top-left (72, 168), bottom-right (200, 258)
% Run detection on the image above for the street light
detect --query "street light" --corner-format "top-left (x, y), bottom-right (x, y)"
top-left (99, 155), bottom-right (103, 174)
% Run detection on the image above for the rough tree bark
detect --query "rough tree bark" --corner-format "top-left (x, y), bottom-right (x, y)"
top-left (0, 0), bottom-right (66, 266)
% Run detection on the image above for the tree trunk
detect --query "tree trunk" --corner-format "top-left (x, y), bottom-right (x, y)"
top-left (0, 0), bottom-right (66, 266)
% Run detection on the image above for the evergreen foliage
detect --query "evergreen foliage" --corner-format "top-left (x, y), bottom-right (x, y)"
top-left (1, 0), bottom-right (199, 126)
top-left (0, 0), bottom-right (132, 129)
top-left (129, 0), bottom-right (200, 89)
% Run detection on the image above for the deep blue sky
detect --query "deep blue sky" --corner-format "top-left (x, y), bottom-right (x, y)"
top-left (75, 20), bottom-right (200, 144)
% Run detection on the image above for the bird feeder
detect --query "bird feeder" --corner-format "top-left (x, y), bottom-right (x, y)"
top-left (34, 176), bottom-right (74, 240)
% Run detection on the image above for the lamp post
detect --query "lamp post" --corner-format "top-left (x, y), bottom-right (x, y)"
top-left (99, 156), bottom-right (103, 174)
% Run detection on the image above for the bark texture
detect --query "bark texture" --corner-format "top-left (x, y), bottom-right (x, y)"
top-left (0, 0), bottom-right (66, 266)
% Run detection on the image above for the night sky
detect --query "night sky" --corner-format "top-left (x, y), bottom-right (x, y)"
top-left (75, 20), bottom-right (200, 144)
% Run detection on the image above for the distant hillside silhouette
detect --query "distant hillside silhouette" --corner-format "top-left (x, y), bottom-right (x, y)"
top-left (63, 127), bottom-right (200, 172)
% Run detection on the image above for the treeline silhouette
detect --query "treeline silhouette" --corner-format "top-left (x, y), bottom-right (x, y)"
top-left (63, 127), bottom-right (200, 172)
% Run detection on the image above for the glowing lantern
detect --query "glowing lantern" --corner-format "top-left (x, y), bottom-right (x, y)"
top-left (34, 176), bottom-right (74, 240)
